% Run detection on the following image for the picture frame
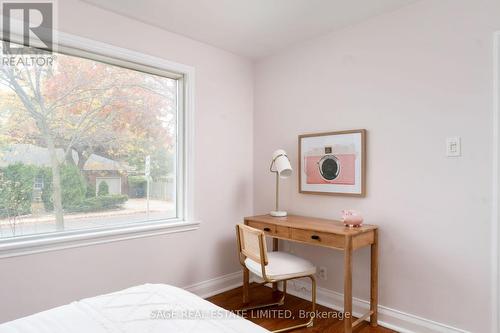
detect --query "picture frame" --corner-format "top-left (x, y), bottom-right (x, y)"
top-left (298, 129), bottom-right (366, 196)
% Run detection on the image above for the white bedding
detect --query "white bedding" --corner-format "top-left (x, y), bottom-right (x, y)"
top-left (0, 284), bottom-right (270, 333)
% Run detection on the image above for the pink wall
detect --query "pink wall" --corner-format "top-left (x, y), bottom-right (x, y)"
top-left (253, 0), bottom-right (499, 332)
top-left (0, 0), bottom-right (254, 323)
top-left (1, 0), bottom-right (499, 331)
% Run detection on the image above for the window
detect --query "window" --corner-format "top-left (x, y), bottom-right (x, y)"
top-left (34, 176), bottom-right (44, 190)
top-left (0, 39), bottom-right (194, 250)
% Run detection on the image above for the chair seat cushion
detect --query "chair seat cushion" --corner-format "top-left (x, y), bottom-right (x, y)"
top-left (245, 251), bottom-right (316, 280)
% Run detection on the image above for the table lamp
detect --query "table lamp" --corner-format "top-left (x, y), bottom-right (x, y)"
top-left (269, 149), bottom-right (292, 217)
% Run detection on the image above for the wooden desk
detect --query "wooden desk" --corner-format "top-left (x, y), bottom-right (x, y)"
top-left (244, 214), bottom-right (378, 333)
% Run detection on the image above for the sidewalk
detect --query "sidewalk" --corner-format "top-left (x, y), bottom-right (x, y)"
top-left (0, 198), bottom-right (174, 226)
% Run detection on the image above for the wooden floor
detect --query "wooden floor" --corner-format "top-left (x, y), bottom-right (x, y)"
top-left (207, 283), bottom-right (398, 333)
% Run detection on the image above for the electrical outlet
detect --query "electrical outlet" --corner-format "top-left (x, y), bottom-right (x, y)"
top-left (318, 266), bottom-right (327, 280)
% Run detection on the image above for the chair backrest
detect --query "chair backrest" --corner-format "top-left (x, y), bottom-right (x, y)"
top-left (236, 224), bottom-right (268, 266)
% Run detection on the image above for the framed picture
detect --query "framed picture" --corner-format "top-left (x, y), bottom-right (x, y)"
top-left (298, 129), bottom-right (366, 196)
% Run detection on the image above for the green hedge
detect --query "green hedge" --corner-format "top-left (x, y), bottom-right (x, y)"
top-left (0, 162), bottom-right (129, 216)
top-left (86, 182), bottom-right (95, 198)
top-left (0, 163), bottom-right (37, 217)
top-left (41, 164), bottom-right (87, 211)
top-left (62, 165), bottom-right (86, 208)
top-left (66, 194), bottom-right (128, 213)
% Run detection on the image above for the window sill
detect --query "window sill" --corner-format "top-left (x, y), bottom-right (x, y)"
top-left (0, 220), bottom-right (201, 259)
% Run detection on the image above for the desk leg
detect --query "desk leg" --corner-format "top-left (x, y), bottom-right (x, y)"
top-left (344, 236), bottom-right (353, 333)
top-left (243, 267), bottom-right (250, 304)
top-left (370, 229), bottom-right (379, 326)
top-left (272, 238), bottom-right (279, 291)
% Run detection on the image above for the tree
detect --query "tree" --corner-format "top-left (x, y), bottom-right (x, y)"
top-left (0, 44), bottom-right (177, 228)
top-left (4, 59), bottom-right (177, 167)
top-left (0, 51), bottom-right (65, 228)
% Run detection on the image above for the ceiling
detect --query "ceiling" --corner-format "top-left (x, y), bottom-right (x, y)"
top-left (82, 0), bottom-right (418, 59)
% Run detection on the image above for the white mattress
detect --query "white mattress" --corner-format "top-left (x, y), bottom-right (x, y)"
top-left (0, 284), bottom-right (270, 333)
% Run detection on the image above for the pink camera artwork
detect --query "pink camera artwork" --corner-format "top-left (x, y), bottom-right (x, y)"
top-left (299, 130), bottom-right (365, 196)
top-left (341, 210), bottom-right (363, 227)
top-left (304, 145), bottom-right (356, 185)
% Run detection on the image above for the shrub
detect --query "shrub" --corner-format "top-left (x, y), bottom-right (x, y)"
top-left (41, 164), bottom-right (86, 211)
top-left (66, 194), bottom-right (128, 213)
top-left (0, 163), bottom-right (127, 215)
top-left (128, 175), bottom-right (147, 187)
top-left (128, 175), bottom-right (146, 198)
top-left (86, 182), bottom-right (95, 198)
top-left (0, 163), bottom-right (37, 217)
top-left (97, 181), bottom-right (109, 196)
top-left (61, 165), bottom-right (86, 208)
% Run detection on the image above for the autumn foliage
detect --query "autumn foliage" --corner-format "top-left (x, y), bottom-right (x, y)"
top-left (0, 48), bottom-right (177, 226)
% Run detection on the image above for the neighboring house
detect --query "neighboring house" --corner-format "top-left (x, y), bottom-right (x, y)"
top-left (0, 144), bottom-right (133, 196)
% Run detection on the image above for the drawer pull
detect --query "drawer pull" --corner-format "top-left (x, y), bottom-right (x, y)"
top-left (311, 235), bottom-right (320, 240)
top-left (263, 227), bottom-right (271, 232)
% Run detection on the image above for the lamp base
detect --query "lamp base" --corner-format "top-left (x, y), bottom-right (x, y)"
top-left (270, 210), bottom-right (288, 217)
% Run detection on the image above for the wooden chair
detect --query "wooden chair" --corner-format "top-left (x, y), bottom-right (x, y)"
top-left (236, 224), bottom-right (317, 332)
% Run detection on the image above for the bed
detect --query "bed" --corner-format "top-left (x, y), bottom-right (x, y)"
top-left (0, 284), bottom-right (270, 333)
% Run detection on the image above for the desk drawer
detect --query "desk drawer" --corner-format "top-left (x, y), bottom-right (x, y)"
top-left (275, 225), bottom-right (291, 238)
top-left (291, 228), bottom-right (344, 249)
top-left (247, 221), bottom-right (276, 235)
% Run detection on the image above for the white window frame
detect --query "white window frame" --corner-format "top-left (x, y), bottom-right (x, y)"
top-left (0, 28), bottom-right (198, 258)
top-left (34, 175), bottom-right (44, 190)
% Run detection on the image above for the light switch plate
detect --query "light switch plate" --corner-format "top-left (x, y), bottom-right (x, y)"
top-left (446, 137), bottom-right (461, 157)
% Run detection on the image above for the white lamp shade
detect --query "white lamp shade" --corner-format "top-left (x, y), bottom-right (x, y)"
top-left (272, 149), bottom-right (292, 178)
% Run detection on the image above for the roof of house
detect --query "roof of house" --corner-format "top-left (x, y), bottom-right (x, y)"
top-left (0, 144), bottom-right (133, 172)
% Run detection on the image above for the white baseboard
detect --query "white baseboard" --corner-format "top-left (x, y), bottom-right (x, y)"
top-left (184, 271), bottom-right (470, 333)
top-left (284, 278), bottom-right (470, 333)
top-left (183, 271), bottom-right (243, 299)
